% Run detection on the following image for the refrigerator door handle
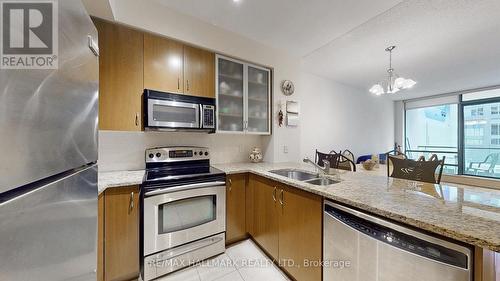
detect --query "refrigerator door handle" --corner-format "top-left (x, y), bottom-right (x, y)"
top-left (88, 35), bottom-right (99, 56)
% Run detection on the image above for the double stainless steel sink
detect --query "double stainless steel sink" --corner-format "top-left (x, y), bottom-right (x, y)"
top-left (269, 169), bottom-right (340, 186)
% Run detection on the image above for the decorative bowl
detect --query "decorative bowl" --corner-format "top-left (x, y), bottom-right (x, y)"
top-left (362, 160), bottom-right (377, 170)
top-left (249, 147), bottom-right (263, 163)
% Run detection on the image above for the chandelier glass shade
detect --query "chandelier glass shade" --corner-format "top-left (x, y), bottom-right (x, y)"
top-left (369, 46), bottom-right (416, 96)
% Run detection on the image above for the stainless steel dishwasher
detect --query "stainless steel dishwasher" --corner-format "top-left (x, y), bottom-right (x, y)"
top-left (324, 201), bottom-right (472, 281)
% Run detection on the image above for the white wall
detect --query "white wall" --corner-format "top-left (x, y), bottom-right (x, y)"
top-left (394, 100), bottom-right (405, 147)
top-left (300, 73), bottom-right (395, 161)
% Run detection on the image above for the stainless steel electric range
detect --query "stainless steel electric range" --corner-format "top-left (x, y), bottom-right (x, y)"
top-left (141, 146), bottom-right (226, 281)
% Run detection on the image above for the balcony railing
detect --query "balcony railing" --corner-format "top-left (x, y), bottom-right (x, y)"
top-left (405, 145), bottom-right (500, 178)
top-left (406, 145), bottom-right (458, 174)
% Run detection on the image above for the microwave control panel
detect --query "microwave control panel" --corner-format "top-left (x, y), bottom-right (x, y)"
top-left (202, 105), bottom-right (215, 129)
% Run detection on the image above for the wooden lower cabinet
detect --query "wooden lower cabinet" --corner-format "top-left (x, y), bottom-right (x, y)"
top-left (278, 185), bottom-right (322, 281)
top-left (98, 186), bottom-right (140, 281)
top-left (475, 247), bottom-right (500, 281)
top-left (245, 174), bottom-right (255, 237)
top-left (97, 193), bottom-right (104, 281)
top-left (252, 175), bottom-right (280, 259)
top-left (226, 174), bottom-right (247, 244)
top-left (249, 175), bottom-right (322, 281)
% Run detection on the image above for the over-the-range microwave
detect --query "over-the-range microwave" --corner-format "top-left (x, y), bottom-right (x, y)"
top-left (144, 89), bottom-right (215, 133)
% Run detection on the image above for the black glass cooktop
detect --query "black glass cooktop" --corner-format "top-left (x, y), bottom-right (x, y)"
top-left (143, 165), bottom-right (225, 189)
top-left (146, 166), bottom-right (224, 181)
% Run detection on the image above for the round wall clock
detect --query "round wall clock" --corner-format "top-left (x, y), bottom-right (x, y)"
top-left (281, 80), bottom-right (295, 96)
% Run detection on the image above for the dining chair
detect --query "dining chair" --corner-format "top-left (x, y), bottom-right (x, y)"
top-left (387, 154), bottom-right (445, 184)
top-left (314, 149), bottom-right (338, 165)
top-left (342, 150), bottom-right (355, 162)
top-left (315, 150), bottom-right (341, 169)
top-left (337, 154), bottom-right (356, 172)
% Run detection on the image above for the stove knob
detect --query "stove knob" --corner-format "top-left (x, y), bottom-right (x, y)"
top-left (148, 153), bottom-right (154, 159)
top-left (204, 151), bottom-right (209, 156)
top-left (156, 153), bottom-right (161, 158)
top-left (194, 152), bottom-right (197, 155)
top-left (199, 151), bottom-right (203, 156)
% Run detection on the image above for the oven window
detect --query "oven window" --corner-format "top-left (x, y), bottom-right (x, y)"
top-left (153, 104), bottom-right (197, 124)
top-left (158, 195), bottom-right (216, 234)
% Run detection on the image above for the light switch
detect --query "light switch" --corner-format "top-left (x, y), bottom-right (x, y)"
top-left (286, 101), bottom-right (299, 113)
top-left (286, 101), bottom-right (299, 127)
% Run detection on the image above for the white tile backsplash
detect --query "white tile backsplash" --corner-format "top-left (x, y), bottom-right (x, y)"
top-left (98, 131), bottom-right (263, 171)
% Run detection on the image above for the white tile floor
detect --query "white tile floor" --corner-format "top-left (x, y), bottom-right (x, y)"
top-left (157, 239), bottom-right (291, 281)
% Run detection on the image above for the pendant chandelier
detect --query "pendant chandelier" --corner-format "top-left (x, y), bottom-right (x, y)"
top-left (369, 46), bottom-right (416, 95)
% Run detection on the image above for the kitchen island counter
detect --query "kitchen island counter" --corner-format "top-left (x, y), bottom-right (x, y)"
top-left (214, 162), bottom-right (500, 252)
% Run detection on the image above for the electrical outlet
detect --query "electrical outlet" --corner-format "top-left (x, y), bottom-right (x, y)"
top-left (283, 145), bottom-right (288, 154)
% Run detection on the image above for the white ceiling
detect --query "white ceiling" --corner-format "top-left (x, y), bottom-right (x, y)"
top-left (150, 0), bottom-right (500, 100)
top-left (302, 0), bottom-right (500, 100)
top-left (82, 0), bottom-right (115, 21)
top-left (151, 0), bottom-right (402, 57)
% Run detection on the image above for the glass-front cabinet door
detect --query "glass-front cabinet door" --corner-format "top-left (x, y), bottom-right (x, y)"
top-left (217, 57), bottom-right (244, 132)
top-left (216, 55), bottom-right (271, 135)
top-left (247, 66), bottom-right (270, 133)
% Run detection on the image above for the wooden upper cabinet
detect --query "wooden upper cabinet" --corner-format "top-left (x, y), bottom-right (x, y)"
top-left (93, 18), bottom-right (144, 131)
top-left (144, 33), bottom-right (184, 94)
top-left (184, 45), bottom-right (215, 98)
top-left (252, 175), bottom-right (279, 259)
top-left (279, 186), bottom-right (322, 281)
top-left (226, 174), bottom-right (247, 244)
top-left (104, 186), bottom-right (140, 281)
top-left (95, 18), bottom-right (217, 131)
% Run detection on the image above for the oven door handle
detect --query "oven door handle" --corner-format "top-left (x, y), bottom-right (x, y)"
top-left (199, 104), bottom-right (204, 128)
top-left (145, 181), bottom-right (226, 196)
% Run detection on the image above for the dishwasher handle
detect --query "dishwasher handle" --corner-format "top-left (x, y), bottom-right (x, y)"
top-left (325, 203), bottom-right (471, 270)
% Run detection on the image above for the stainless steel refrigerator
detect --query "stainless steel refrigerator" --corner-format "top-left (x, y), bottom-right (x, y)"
top-left (0, 1), bottom-right (99, 280)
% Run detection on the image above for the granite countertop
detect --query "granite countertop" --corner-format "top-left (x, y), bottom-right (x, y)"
top-left (98, 170), bottom-right (145, 194)
top-left (213, 162), bottom-right (500, 252)
top-left (98, 162), bottom-right (500, 252)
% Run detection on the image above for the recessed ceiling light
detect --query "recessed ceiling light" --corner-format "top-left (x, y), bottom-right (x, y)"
top-left (233, 0), bottom-right (241, 3)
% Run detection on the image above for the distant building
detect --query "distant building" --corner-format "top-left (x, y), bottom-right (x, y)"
top-left (464, 103), bottom-right (500, 146)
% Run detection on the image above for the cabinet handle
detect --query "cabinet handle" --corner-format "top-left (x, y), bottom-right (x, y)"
top-left (135, 113), bottom-right (139, 126)
top-left (186, 80), bottom-right (190, 91)
top-left (129, 192), bottom-right (134, 211)
top-left (279, 189), bottom-right (284, 206)
top-left (228, 179), bottom-right (232, 192)
top-left (272, 187), bottom-right (277, 202)
top-left (177, 78), bottom-right (180, 90)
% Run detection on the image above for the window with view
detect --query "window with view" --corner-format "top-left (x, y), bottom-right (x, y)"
top-left (462, 91), bottom-right (500, 179)
top-left (405, 89), bottom-right (500, 179)
top-left (405, 104), bottom-right (458, 174)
